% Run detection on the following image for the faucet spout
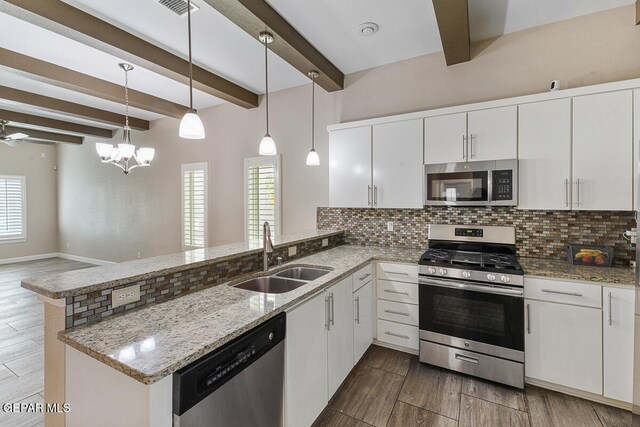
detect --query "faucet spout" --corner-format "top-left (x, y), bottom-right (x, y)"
top-left (263, 222), bottom-right (273, 271)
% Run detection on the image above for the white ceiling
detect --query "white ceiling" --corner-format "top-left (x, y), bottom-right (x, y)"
top-left (0, 0), bottom-right (634, 132)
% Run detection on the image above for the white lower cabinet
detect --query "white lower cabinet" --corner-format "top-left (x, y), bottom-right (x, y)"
top-left (327, 276), bottom-right (355, 397)
top-left (353, 280), bottom-right (374, 364)
top-left (285, 291), bottom-right (328, 427)
top-left (525, 298), bottom-right (603, 394)
top-left (603, 287), bottom-right (634, 403)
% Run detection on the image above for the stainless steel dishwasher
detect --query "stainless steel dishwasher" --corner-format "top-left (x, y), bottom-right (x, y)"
top-left (173, 313), bottom-right (286, 427)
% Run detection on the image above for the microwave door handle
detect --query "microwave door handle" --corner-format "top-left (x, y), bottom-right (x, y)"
top-left (487, 170), bottom-right (493, 203)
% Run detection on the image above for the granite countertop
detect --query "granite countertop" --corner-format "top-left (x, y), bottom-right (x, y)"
top-left (21, 229), bottom-right (344, 299)
top-left (59, 245), bottom-right (422, 385)
top-left (520, 257), bottom-right (635, 287)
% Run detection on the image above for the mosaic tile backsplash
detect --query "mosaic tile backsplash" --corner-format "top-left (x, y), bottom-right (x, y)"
top-left (65, 233), bottom-right (345, 329)
top-left (317, 207), bottom-right (635, 266)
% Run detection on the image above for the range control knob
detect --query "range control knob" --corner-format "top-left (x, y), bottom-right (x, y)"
top-left (462, 271), bottom-right (471, 279)
top-left (500, 275), bottom-right (510, 283)
top-left (439, 268), bottom-right (448, 276)
top-left (427, 267), bottom-right (437, 274)
top-left (486, 273), bottom-right (496, 281)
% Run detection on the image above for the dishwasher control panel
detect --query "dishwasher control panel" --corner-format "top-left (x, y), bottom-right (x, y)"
top-left (173, 312), bottom-right (286, 416)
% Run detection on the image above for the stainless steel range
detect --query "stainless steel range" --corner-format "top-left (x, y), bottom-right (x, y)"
top-left (418, 224), bottom-right (525, 389)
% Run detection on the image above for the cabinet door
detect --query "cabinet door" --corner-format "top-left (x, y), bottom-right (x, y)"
top-left (424, 112), bottom-right (467, 164)
top-left (285, 292), bottom-right (328, 427)
top-left (634, 90), bottom-right (640, 209)
top-left (353, 281), bottom-right (374, 364)
top-left (603, 287), bottom-right (634, 403)
top-left (518, 99), bottom-right (572, 210)
top-left (327, 276), bottom-right (355, 398)
top-left (467, 106), bottom-right (517, 161)
top-left (525, 300), bottom-right (602, 394)
top-left (573, 91), bottom-right (633, 210)
top-left (373, 120), bottom-right (424, 208)
top-left (329, 127), bottom-right (372, 207)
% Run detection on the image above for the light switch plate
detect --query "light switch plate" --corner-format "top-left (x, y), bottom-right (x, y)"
top-left (387, 221), bottom-right (394, 232)
top-left (112, 284), bottom-right (141, 309)
top-left (322, 238), bottom-right (329, 247)
top-left (288, 246), bottom-right (297, 257)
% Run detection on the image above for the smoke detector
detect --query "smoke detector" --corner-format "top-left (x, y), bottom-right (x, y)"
top-left (358, 22), bottom-right (379, 37)
top-left (154, 0), bottom-right (199, 17)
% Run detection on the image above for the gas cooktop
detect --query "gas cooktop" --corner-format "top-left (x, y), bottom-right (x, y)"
top-left (419, 248), bottom-right (523, 274)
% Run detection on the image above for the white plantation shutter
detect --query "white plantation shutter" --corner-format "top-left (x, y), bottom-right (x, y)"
top-left (181, 163), bottom-right (207, 249)
top-left (0, 175), bottom-right (26, 242)
top-left (245, 156), bottom-right (281, 241)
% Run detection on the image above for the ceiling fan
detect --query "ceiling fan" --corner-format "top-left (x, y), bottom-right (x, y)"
top-left (0, 120), bottom-right (29, 147)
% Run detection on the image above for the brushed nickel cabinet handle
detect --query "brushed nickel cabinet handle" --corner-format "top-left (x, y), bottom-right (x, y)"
top-left (608, 292), bottom-right (612, 326)
top-left (384, 289), bottom-right (410, 295)
top-left (462, 135), bottom-right (467, 160)
top-left (384, 309), bottom-right (409, 317)
top-left (526, 304), bottom-right (531, 334)
top-left (385, 331), bottom-right (410, 340)
top-left (564, 179), bottom-right (569, 207)
top-left (373, 185), bottom-right (378, 207)
top-left (359, 273), bottom-right (371, 281)
top-left (541, 289), bottom-right (583, 297)
top-left (469, 134), bottom-right (475, 158)
top-left (367, 185), bottom-right (372, 207)
top-left (575, 179), bottom-right (581, 207)
top-left (329, 293), bottom-right (335, 326)
top-left (355, 296), bottom-right (360, 324)
top-left (325, 296), bottom-right (330, 331)
top-left (384, 271), bottom-right (409, 276)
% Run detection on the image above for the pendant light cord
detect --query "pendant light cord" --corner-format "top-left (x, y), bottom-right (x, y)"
top-left (187, 0), bottom-right (194, 110)
top-left (124, 67), bottom-right (130, 128)
top-left (311, 75), bottom-right (315, 150)
top-left (264, 38), bottom-right (269, 135)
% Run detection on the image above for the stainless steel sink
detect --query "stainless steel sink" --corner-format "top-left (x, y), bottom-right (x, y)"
top-left (232, 276), bottom-right (307, 294)
top-left (274, 267), bottom-right (331, 281)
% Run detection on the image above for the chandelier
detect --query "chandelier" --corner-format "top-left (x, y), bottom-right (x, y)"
top-left (95, 63), bottom-right (155, 175)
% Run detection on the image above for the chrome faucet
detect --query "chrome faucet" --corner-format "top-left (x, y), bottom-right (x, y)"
top-left (263, 222), bottom-right (273, 271)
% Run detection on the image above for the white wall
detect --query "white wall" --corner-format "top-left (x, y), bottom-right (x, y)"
top-left (55, 4), bottom-right (640, 262)
top-left (0, 142), bottom-right (58, 260)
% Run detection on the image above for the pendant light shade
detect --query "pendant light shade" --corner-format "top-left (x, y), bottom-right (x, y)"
top-left (306, 70), bottom-right (320, 166)
top-left (179, 109), bottom-right (205, 139)
top-left (180, 0), bottom-right (205, 140)
top-left (259, 134), bottom-right (277, 156)
top-left (259, 32), bottom-right (276, 155)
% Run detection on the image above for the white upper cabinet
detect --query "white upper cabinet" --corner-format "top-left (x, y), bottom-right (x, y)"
top-left (329, 126), bottom-right (372, 208)
top-left (467, 106), bottom-right (518, 162)
top-left (572, 91), bottom-right (633, 211)
top-left (424, 107), bottom-right (517, 164)
top-left (373, 120), bottom-right (424, 208)
top-left (603, 287), bottom-right (634, 403)
top-left (424, 113), bottom-right (467, 164)
top-left (518, 99), bottom-right (572, 210)
top-left (634, 90), bottom-right (640, 209)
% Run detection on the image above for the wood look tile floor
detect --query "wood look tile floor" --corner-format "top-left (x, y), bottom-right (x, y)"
top-left (314, 345), bottom-right (632, 427)
top-left (0, 258), bottom-right (93, 427)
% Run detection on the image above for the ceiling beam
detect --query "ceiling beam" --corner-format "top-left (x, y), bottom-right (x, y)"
top-left (0, 109), bottom-right (114, 139)
top-left (0, 0), bottom-right (259, 109)
top-left (432, 0), bottom-right (470, 66)
top-left (0, 86), bottom-right (149, 131)
top-left (200, 0), bottom-right (344, 92)
top-left (5, 125), bottom-right (83, 144)
top-left (0, 48), bottom-right (189, 119)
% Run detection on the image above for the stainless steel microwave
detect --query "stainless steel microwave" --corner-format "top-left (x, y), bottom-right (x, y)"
top-left (424, 159), bottom-right (518, 207)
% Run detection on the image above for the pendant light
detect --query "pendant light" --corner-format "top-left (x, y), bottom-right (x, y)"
top-left (95, 63), bottom-right (155, 175)
top-left (179, 0), bottom-right (205, 139)
top-left (306, 70), bottom-right (320, 166)
top-left (258, 31), bottom-right (277, 156)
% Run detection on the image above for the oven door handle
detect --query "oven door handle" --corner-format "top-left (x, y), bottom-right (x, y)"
top-left (419, 277), bottom-right (524, 297)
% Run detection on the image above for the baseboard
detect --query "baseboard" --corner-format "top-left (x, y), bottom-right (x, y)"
top-left (0, 252), bottom-right (114, 266)
top-left (57, 253), bottom-right (115, 266)
top-left (372, 339), bottom-right (419, 356)
top-left (0, 252), bottom-right (60, 265)
top-left (525, 377), bottom-right (632, 411)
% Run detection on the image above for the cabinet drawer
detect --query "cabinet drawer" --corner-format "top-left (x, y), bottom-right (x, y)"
top-left (377, 279), bottom-right (418, 304)
top-left (377, 263), bottom-right (418, 284)
top-left (377, 319), bottom-right (418, 350)
top-left (377, 300), bottom-right (418, 326)
top-left (524, 277), bottom-right (601, 308)
top-left (353, 264), bottom-right (373, 291)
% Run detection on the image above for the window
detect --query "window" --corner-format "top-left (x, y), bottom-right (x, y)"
top-left (0, 175), bottom-right (26, 243)
top-left (181, 163), bottom-right (208, 250)
top-left (244, 156), bottom-right (281, 242)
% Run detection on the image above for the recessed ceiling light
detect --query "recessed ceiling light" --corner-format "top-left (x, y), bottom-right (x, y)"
top-left (358, 22), bottom-right (379, 37)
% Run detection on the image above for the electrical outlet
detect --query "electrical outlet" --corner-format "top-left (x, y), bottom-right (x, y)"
top-left (322, 238), bottom-right (329, 247)
top-left (387, 221), bottom-right (394, 232)
top-left (66, 242), bottom-right (70, 249)
top-left (111, 285), bottom-right (140, 309)
top-left (137, 252), bottom-right (142, 259)
top-left (288, 246), bottom-right (297, 257)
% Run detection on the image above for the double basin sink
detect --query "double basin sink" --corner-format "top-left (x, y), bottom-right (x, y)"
top-left (231, 266), bottom-right (332, 294)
